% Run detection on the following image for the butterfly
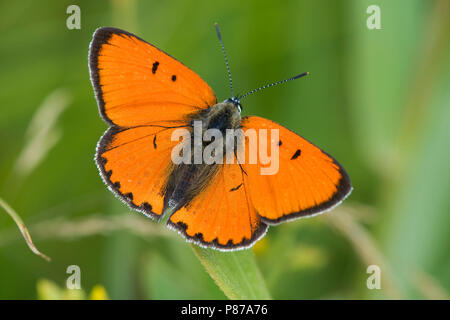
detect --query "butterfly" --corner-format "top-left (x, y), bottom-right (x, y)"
top-left (89, 26), bottom-right (352, 251)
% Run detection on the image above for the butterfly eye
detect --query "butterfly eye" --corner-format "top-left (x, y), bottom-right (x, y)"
top-left (225, 97), bottom-right (242, 112)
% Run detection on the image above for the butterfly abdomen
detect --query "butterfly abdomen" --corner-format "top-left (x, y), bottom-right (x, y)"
top-left (163, 162), bottom-right (220, 211)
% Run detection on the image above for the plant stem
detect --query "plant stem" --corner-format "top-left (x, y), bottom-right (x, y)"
top-left (0, 197), bottom-right (50, 261)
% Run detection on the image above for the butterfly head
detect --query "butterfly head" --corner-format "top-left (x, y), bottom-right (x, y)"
top-left (225, 97), bottom-right (242, 113)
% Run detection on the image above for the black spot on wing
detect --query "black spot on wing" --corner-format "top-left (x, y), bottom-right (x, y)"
top-left (152, 61), bottom-right (159, 74)
top-left (291, 149), bottom-right (301, 160)
top-left (277, 140), bottom-right (282, 146)
top-left (229, 183), bottom-right (243, 192)
top-left (171, 75), bottom-right (177, 82)
top-left (153, 135), bottom-right (157, 149)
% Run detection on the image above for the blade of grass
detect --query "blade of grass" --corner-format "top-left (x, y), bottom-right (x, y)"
top-left (412, 269), bottom-right (449, 300)
top-left (160, 205), bottom-right (270, 299)
top-left (192, 245), bottom-right (271, 300)
top-left (0, 197), bottom-right (50, 261)
top-left (13, 88), bottom-right (70, 179)
top-left (379, 1), bottom-right (450, 297)
top-left (0, 214), bottom-right (171, 246)
top-left (159, 204), bottom-right (270, 299)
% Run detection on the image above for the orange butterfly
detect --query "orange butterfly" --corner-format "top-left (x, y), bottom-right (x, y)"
top-left (89, 26), bottom-right (352, 250)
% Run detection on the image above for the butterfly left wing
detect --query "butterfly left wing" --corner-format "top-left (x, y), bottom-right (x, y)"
top-left (168, 161), bottom-right (268, 250)
top-left (89, 27), bottom-right (217, 218)
top-left (89, 27), bottom-right (217, 127)
top-left (241, 116), bottom-right (352, 224)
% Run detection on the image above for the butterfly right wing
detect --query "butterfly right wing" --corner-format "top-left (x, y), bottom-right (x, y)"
top-left (241, 116), bottom-right (352, 224)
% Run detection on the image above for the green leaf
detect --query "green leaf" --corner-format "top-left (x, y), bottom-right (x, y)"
top-left (192, 245), bottom-right (271, 300)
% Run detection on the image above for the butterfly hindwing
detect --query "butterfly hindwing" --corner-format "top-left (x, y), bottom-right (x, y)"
top-left (168, 160), bottom-right (268, 250)
top-left (97, 122), bottom-right (189, 218)
top-left (241, 116), bottom-right (352, 224)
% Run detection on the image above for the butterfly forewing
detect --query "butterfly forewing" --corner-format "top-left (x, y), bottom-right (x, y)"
top-left (89, 27), bottom-right (217, 127)
top-left (241, 116), bottom-right (352, 224)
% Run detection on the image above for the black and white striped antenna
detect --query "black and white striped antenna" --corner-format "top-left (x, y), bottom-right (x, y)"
top-left (238, 72), bottom-right (309, 101)
top-left (215, 23), bottom-right (234, 98)
top-left (214, 23), bottom-right (309, 102)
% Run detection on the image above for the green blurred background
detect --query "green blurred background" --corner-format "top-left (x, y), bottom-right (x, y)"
top-left (0, 0), bottom-right (449, 299)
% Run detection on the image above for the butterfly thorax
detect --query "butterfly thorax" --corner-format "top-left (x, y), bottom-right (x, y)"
top-left (192, 99), bottom-right (241, 133)
top-left (161, 100), bottom-right (242, 215)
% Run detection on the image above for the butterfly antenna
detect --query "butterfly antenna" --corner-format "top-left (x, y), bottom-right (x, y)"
top-left (215, 23), bottom-right (234, 97)
top-left (238, 72), bottom-right (309, 101)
